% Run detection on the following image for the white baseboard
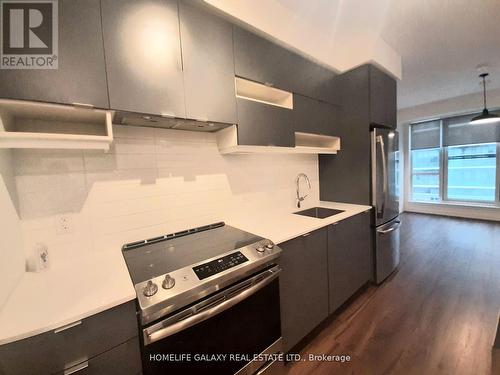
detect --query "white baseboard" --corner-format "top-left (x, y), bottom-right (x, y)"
top-left (404, 201), bottom-right (500, 222)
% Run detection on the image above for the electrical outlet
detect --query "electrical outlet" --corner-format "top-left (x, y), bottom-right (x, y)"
top-left (55, 214), bottom-right (72, 235)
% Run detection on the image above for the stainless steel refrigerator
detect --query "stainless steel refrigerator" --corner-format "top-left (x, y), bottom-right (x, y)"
top-left (371, 126), bottom-right (401, 284)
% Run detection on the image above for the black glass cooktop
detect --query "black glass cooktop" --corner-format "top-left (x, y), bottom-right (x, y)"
top-left (122, 223), bottom-right (263, 284)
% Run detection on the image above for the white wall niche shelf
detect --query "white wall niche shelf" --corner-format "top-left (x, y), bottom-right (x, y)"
top-left (216, 125), bottom-right (340, 155)
top-left (235, 77), bottom-right (293, 109)
top-left (0, 99), bottom-right (113, 150)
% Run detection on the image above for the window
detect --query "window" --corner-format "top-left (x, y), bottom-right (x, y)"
top-left (446, 143), bottom-right (497, 202)
top-left (411, 148), bottom-right (440, 201)
top-left (409, 113), bottom-right (500, 206)
top-left (410, 120), bottom-right (441, 202)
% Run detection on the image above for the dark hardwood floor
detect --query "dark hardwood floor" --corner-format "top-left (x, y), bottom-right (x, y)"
top-left (285, 213), bottom-right (500, 375)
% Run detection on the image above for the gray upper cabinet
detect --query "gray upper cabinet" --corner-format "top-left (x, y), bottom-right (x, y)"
top-left (0, 0), bottom-right (108, 108)
top-left (278, 228), bottom-right (329, 352)
top-left (179, 1), bottom-right (237, 124)
top-left (369, 65), bottom-right (397, 128)
top-left (233, 27), bottom-right (336, 103)
top-left (319, 65), bottom-right (371, 205)
top-left (101, 0), bottom-right (185, 117)
top-left (236, 98), bottom-right (294, 147)
top-left (293, 94), bottom-right (339, 136)
top-left (328, 211), bottom-right (371, 313)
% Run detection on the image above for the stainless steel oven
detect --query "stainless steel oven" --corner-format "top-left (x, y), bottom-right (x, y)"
top-left (122, 223), bottom-right (285, 375)
top-left (141, 266), bottom-right (283, 375)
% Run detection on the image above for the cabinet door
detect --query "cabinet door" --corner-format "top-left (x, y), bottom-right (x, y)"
top-left (319, 65), bottom-right (371, 205)
top-left (236, 98), bottom-right (294, 147)
top-left (278, 229), bottom-right (329, 352)
top-left (369, 65), bottom-right (397, 128)
top-left (101, 0), bottom-right (185, 117)
top-left (293, 94), bottom-right (339, 136)
top-left (328, 211), bottom-right (371, 313)
top-left (0, 0), bottom-right (108, 108)
top-left (233, 27), bottom-right (336, 103)
top-left (179, 1), bottom-right (237, 124)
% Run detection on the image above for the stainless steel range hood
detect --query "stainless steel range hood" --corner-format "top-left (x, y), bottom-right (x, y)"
top-left (113, 111), bottom-right (232, 133)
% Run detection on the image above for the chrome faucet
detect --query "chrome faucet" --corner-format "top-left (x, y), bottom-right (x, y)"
top-left (295, 173), bottom-right (311, 208)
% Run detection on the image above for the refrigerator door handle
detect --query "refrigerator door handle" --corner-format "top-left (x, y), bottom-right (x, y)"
top-left (376, 135), bottom-right (388, 218)
top-left (377, 220), bottom-right (401, 234)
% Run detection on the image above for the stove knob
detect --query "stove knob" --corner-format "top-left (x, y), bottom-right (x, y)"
top-left (256, 245), bottom-right (265, 253)
top-left (143, 280), bottom-right (158, 297)
top-left (162, 274), bottom-right (175, 289)
top-left (265, 242), bottom-right (275, 250)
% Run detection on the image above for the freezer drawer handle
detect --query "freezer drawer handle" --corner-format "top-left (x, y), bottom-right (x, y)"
top-left (143, 267), bottom-right (281, 345)
top-left (377, 220), bottom-right (401, 234)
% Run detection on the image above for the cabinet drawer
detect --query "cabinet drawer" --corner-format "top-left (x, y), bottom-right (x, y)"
top-left (56, 337), bottom-right (142, 375)
top-left (0, 302), bottom-right (138, 375)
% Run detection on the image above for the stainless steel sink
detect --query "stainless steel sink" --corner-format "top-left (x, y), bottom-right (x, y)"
top-left (293, 207), bottom-right (345, 219)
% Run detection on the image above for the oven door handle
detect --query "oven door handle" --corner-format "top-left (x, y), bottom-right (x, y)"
top-left (143, 267), bottom-right (281, 345)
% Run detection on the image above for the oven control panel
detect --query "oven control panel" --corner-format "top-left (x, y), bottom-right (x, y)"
top-left (193, 251), bottom-right (249, 280)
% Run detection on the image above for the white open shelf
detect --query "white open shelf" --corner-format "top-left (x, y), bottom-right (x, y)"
top-left (216, 126), bottom-right (340, 155)
top-left (235, 77), bottom-right (293, 109)
top-left (294, 132), bottom-right (341, 154)
top-left (0, 100), bottom-right (113, 150)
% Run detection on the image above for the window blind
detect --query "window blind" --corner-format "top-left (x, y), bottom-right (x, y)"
top-left (410, 120), bottom-right (440, 150)
top-left (442, 111), bottom-right (500, 146)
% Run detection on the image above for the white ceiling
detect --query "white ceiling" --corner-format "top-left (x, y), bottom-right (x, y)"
top-left (381, 0), bottom-right (500, 109)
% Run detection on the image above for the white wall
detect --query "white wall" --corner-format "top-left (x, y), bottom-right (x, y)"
top-left (0, 149), bottom-right (24, 309)
top-left (398, 89), bottom-right (500, 221)
top-left (398, 88), bottom-right (500, 124)
top-left (13, 126), bottom-right (319, 267)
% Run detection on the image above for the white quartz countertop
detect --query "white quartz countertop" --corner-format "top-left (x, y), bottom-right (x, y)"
top-left (0, 250), bottom-right (136, 346)
top-left (226, 201), bottom-right (372, 244)
top-left (0, 200), bottom-right (370, 346)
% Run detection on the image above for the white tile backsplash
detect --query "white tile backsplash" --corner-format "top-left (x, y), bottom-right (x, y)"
top-left (12, 126), bottom-right (319, 263)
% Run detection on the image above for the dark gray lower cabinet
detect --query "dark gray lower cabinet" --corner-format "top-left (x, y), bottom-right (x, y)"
top-left (55, 337), bottom-right (142, 375)
top-left (278, 228), bottom-right (328, 352)
top-left (0, 301), bottom-right (139, 375)
top-left (328, 211), bottom-right (371, 313)
top-left (236, 98), bottom-right (294, 147)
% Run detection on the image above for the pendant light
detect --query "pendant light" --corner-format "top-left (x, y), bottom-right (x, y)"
top-left (470, 72), bottom-right (499, 124)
